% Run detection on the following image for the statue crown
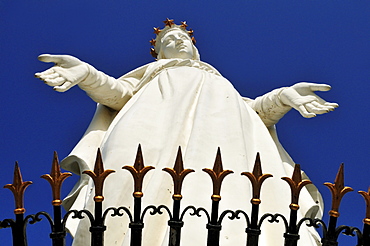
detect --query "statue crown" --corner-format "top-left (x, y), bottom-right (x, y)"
top-left (150, 18), bottom-right (196, 58)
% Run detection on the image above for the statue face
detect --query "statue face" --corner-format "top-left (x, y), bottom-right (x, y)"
top-left (160, 29), bottom-right (194, 59)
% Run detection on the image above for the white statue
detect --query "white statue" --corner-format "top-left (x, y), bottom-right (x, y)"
top-left (36, 20), bottom-right (337, 246)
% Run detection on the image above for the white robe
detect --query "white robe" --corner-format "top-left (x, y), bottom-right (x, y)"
top-left (61, 59), bottom-right (322, 245)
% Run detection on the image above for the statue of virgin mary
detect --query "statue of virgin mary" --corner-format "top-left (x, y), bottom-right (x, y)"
top-left (36, 19), bottom-right (338, 245)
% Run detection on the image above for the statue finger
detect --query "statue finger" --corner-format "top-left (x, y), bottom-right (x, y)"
top-left (38, 54), bottom-right (67, 64)
top-left (297, 105), bottom-right (316, 118)
top-left (35, 68), bottom-right (55, 78)
top-left (37, 73), bottom-right (60, 81)
top-left (305, 102), bottom-right (329, 114)
top-left (38, 54), bottom-right (81, 67)
top-left (39, 72), bottom-right (60, 80)
top-left (311, 101), bottom-right (335, 111)
top-left (306, 83), bottom-right (331, 92)
top-left (324, 102), bottom-right (339, 108)
top-left (44, 77), bottom-right (66, 86)
top-left (53, 81), bottom-right (73, 92)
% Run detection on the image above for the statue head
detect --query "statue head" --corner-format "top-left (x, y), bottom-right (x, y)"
top-left (150, 19), bottom-right (200, 60)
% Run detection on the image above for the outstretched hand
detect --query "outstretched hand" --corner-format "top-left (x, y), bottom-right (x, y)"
top-left (35, 54), bottom-right (89, 92)
top-left (280, 82), bottom-right (339, 118)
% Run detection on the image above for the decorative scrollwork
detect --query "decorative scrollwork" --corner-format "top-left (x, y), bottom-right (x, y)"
top-left (296, 217), bottom-right (318, 231)
top-left (259, 213), bottom-right (288, 229)
top-left (308, 218), bottom-right (328, 238)
top-left (26, 212), bottom-right (54, 229)
top-left (74, 210), bottom-right (94, 223)
top-left (141, 205), bottom-right (171, 221)
top-left (61, 209), bottom-right (94, 228)
top-left (335, 225), bottom-right (362, 241)
top-left (180, 206), bottom-right (210, 223)
top-left (0, 219), bottom-right (15, 228)
top-left (218, 210), bottom-right (238, 224)
top-left (25, 214), bottom-right (42, 225)
top-left (102, 206), bottom-right (133, 223)
top-left (234, 209), bottom-right (250, 227)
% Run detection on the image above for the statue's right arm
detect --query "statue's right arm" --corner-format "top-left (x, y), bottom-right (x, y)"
top-left (35, 54), bottom-right (138, 111)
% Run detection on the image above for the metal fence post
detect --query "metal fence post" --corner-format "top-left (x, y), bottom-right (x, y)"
top-left (3, 162), bottom-right (32, 246)
top-left (41, 152), bottom-right (72, 246)
top-left (322, 164), bottom-right (353, 246)
top-left (242, 153), bottom-right (273, 246)
top-left (282, 164), bottom-right (312, 246)
top-left (203, 148), bottom-right (233, 246)
top-left (122, 144), bottom-right (155, 246)
top-left (163, 147), bottom-right (194, 246)
top-left (83, 149), bottom-right (115, 246)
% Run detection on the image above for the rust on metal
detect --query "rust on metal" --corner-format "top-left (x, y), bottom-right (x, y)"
top-left (83, 148), bottom-right (115, 202)
top-left (41, 151), bottom-right (72, 206)
top-left (122, 144), bottom-right (155, 198)
top-left (282, 164), bottom-right (312, 210)
top-left (163, 146), bottom-right (194, 200)
top-left (4, 162), bottom-right (33, 214)
top-left (202, 147), bottom-right (233, 201)
top-left (241, 152), bottom-right (273, 205)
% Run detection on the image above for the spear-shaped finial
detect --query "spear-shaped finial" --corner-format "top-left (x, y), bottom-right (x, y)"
top-left (202, 148), bottom-right (233, 201)
top-left (241, 153), bottom-right (273, 205)
top-left (282, 164), bottom-right (312, 210)
top-left (4, 162), bottom-right (33, 214)
top-left (359, 187), bottom-right (370, 225)
top-left (324, 163), bottom-right (354, 217)
top-left (122, 144), bottom-right (155, 198)
top-left (41, 151), bottom-right (72, 206)
top-left (163, 147), bottom-right (195, 200)
top-left (83, 149), bottom-right (115, 202)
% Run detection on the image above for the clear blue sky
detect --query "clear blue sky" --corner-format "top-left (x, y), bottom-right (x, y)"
top-left (0, 1), bottom-right (369, 245)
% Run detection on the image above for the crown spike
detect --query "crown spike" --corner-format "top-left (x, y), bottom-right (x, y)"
top-left (191, 37), bottom-right (196, 45)
top-left (153, 27), bottom-right (161, 35)
top-left (149, 39), bottom-right (156, 46)
top-left (180, 21), bottom-right (188, 28)
top-left (163, 18), bottom-right (175, 27)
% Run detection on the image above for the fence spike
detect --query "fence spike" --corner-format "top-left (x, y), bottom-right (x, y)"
top-left (241, 152), bottom-right (273, 205)
top-left (282, 164), bottom-right (312, 211)
top-left (324, 163), bottom-right (353, 217)
top-left (122, 144), bottom-right (155, 198)
top-left (163, 146), bottom-right (194, 200)
top-left (359, 187), bottom-right (370, 225)
top-left (41, 151), bottom-right (72, 206)
top-left (4, 162), bottom-right (32, 214)
top-left (202, 147), bottom-right (233, 202)
top-left (83, 148), bottom-right (115, 202)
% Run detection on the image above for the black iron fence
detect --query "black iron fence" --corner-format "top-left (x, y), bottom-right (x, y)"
top-left (0, 145), bottom-right (369, 246)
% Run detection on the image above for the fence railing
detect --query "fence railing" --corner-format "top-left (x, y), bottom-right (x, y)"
top-left (0, 145), bottom-right (369, 246)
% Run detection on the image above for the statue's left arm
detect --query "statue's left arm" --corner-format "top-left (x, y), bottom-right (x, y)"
top-left (245, 82), bottom-right (338, 127)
